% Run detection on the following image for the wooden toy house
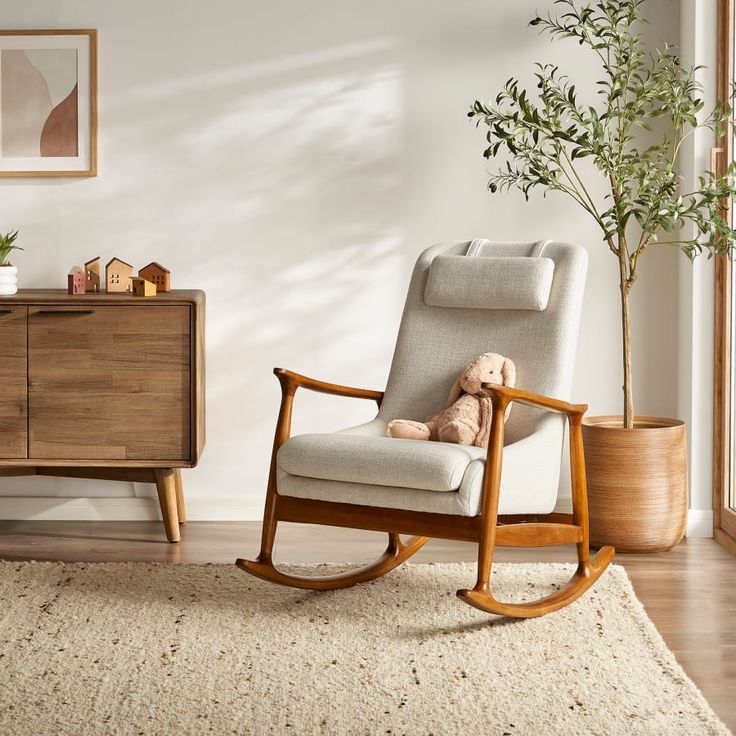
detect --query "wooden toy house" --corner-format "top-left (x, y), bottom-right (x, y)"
top-left (130, 277), bottom-right (157, 297)
top-left (105, 257), bottom-right (134, 293)
top-left (139, 262), bottom-right (170, 292)
top-left (67, 266), bottom-right (86, 295)
top-left (85, 257), bottom-right (101, 292)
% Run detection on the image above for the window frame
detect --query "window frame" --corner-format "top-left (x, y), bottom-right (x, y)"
top-left (714, 0), bottom-right (736, 553)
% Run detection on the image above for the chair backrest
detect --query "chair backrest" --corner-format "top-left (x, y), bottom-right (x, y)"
top-left (378, 240), bottom-right (588, 444)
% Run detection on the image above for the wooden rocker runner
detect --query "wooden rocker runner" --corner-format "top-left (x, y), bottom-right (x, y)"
top-left (237, 240), bottom-right (614, 617)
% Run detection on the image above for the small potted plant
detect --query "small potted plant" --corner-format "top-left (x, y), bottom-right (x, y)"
top-left (469, 0), bottom-right (736, 551)
top-left (0, 230), bottom-right (22, 296)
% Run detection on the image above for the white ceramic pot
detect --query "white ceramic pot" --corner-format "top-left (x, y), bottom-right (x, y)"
top-left (0, 265), bottom-right (18, 296)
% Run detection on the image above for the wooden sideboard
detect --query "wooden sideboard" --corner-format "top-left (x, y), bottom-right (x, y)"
top-left (0, 289), bottom-right (205, 542)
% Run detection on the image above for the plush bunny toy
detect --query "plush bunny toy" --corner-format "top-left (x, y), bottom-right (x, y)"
top-left (385, 352), bottom-right (516, 448)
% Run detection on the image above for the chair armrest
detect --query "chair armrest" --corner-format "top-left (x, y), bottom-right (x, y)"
top-left (274, 368), bottom-right (384, 403)
top-left (481, 383), bottom-right (586, 417)
top-left (478, 384), bottom-right (588, 536)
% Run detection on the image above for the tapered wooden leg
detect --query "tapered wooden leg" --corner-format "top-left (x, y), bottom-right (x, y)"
top-left (154, 469), bottom-right (180, 543)
top-left (174, 469), bottom-right (186, 524)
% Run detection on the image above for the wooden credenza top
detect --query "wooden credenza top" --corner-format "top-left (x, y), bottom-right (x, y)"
top-left (1, 288), bottom-right (205, 305)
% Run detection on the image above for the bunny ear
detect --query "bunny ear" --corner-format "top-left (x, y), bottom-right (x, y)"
top-left (501, 358), bottom-right (516, 387)
top-left (447, 375), bottom-right (463, 404)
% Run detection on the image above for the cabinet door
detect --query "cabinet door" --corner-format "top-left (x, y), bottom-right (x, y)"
top-left (28, 306), bottom-right (191, 461)
top-left (0, 306), bottom-right (28, 458)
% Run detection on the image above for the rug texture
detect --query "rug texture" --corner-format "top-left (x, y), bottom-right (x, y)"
top-left (0, 561), bottom-right (728, 736)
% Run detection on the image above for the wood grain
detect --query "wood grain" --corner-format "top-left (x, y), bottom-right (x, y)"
top-left (583, 416), bottom-right (688, 552)
top-left (28, 305), bottom-right (191, 460)
top-left (84, 258), bottom-right (101, 293)
top-left (104, 259), bottom-right (134, 293)
top-left (481, 382), bottom-right (587, 415)
top-left (154, 468), bottom-right (180, 543)
top-left (2, 295), bottom-right (206, 466)
top-left (0, 289), bottom-right (204, 305)
top-left (456, 386), bottom-right (612, 618)
top-left (174, 469), bottom-right (186, 524)
top-left (276, 496), bottom-right (483, 541)
top-left (35, 467), bottom-right (156, 483)
top-left (494, 522), bottom-right (582, 547)
top-left (138, 263), bottom-right (170, 293)
top-left (273, 367), bottom-right (384, 403)
top-left (713, 0), bottom-right (736, 553)
top-left (191, 296), bottom-right (206, 464)
top-left (0, 458), bottom-right (193, 469)
top-left (0, 307), bottom-right (27, 458)
top-left (240, 367), bottom-right (612, 618)
top-left (238, 534), bottom-right (429, 590)
top-left (0, 290), bottom-right (206, 542)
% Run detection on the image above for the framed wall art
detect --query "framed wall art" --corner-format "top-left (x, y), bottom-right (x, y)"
top-left (0, 29), bottom-right (97, 177)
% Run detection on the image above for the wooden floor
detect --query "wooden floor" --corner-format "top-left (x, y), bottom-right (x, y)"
top-left (0, 521), bottom-right (734, 730)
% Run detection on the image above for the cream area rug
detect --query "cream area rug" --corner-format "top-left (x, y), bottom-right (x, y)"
top-left (0, 561), bottom-right (728, 736)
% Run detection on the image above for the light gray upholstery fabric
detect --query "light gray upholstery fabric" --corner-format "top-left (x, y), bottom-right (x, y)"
top-left (424, 255), bottom-right (555, 311)
top-left (279, 427), bottom-right (483, 492)
top-left (277, 240), bottom-right (587, 516)
top-left (278, 415), bottom-right (565, 515)
top-left (378, 241), bottom-right (588, 446)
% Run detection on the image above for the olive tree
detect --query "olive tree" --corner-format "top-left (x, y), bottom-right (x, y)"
top-left (469, 0), bottom-right (736, 427)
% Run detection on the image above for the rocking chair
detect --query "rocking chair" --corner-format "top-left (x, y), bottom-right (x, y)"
top-left (237, 239), bottom-right (615, 618)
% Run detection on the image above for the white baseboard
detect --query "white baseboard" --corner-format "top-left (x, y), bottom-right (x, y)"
top-left (0, 498), bottom-right (717, 535)
top-left (685, 509), bottom-right (713, 538)
top-left (0, 496), bottom-right (264, 522)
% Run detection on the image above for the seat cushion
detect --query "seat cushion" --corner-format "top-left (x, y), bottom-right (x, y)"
top-left (278, 425), bottom-right (485, 492)
top-left (277, 416), bottom-right (566, 515)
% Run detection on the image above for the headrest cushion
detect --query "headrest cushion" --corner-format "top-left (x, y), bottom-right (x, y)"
top-left (424, 255), bottom-right (555, 311)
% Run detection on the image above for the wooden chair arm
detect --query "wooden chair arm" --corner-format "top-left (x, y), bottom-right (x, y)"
top-left (478, 383), bottom-right (591, 587)
top-left (481, 383), bottom-right (587, 417)
top-left (274, 368), bottom-right (384, 404)
top-left (268, 368), bottom-right (383, 458)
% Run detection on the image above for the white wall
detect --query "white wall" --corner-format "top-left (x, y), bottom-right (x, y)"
top-left (678, 0), bottom-right (718, 537)
top-left (0, 0), bottom-right (685, 522)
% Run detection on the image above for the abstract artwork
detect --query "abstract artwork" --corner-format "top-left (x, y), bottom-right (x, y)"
top-left (0, 30), bottom-right (96, 177)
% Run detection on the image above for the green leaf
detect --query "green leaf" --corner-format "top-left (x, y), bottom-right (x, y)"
top-left (470, 0), bottom-right (736, 274)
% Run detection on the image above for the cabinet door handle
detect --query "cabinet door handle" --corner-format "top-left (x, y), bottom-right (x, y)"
top-left (0, 308), bottom-right (13, 314)
top-left (37, 309), bottom-right (96, 315)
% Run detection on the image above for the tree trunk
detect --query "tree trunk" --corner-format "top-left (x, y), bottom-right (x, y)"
top-left (618, 249), bottom-right (634, 429)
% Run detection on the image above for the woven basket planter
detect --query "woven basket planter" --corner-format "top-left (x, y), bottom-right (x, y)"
top-left (582, 416), bottom-right (688, 553)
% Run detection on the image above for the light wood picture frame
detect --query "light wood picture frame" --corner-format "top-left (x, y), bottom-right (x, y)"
top-left (0, 29), bottom-right (97, 177)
